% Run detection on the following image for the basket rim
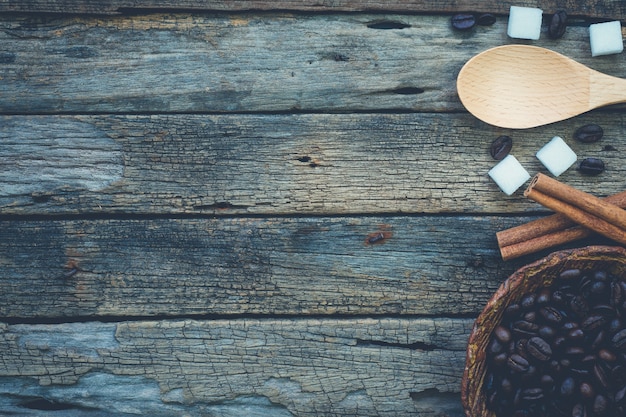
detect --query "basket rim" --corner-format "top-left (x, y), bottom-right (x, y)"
top-left (460, 245), bottom-right (626, 417)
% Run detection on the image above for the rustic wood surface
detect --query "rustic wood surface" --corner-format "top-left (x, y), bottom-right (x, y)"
top-left (2, 14), bottom-right (626, 114)
top-left (1, 0), bottom-right (625, 18)
top-left (1, 113), bottom-right (623, 215)
top-left (0, 2), bottom-right (625, 416)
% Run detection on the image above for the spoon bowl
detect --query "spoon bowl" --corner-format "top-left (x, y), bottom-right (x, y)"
top-left (456, 45), bottom-right (626, 129)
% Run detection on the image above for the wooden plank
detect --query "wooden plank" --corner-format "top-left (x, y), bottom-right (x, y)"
top-left (0, 318), bottom-right (471, 416)
top-left (0, 215), bottom-right (613, 319)
top-left (1, 13), bottom-right (625, 114)
top-left (1, 113), bottom-right (624, 216)
top-left (0, 0), bottom-right (624, 18)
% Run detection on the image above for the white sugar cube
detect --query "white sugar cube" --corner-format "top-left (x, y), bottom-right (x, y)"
top-left (488, 155), bottom-right (531, 196)
top-left (590, 21), bottom-right (623, 57)
top-left (536, 136), bottom-right (577, 177)
top-left (507, 6), bottom-right (543, 40)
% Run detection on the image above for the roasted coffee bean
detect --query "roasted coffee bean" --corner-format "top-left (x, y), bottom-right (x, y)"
top-left (591, 330), bottom-right (607, 351)
top-left (536, 288), bottom-right (552, 306)
top-left (451, 13), bottom-right (476, 30)
top-left (612, 281), bottom-right (623, 307)
top-left (593, 304), bottom-right (615, 318)
top-left (540, 306), bottom-right (563, 324)
top-left (505, 303), bottom-right (522, 318)
top-left (566, 346), bottom-right (586, 358)
top-left (598, 348), bottom-right (616, 362)
top-left (610, 318), bottom-right (623, 333)
top-left (523, 311), bottom-right (537, 323)
top-left (514, 339), bottom-right (528, 356)
top-left (560, 268), bottom-right (581, 280)
top-left (593, 394), bottom-right (608, 415)
top-left (552, 336), bottom-right (567, 351)
top-left (616, 385), bottom-right (626, 404)
top-left (567, 328), bottom-right (585, 341)
top-left (562, 321), bottom-right (579, 331)
top-left (521, 294), bottom-right (536, 310)
top-left (494, 325), bottom-right (512, 343)
top-left (548, 10), bottom-right (567, 39)
top-left (540, 374), bottom-right (555, 390)
top-left (513, 320), bottom-right (539, 336)
top-left (612, 365), bottom-right (626, 385)
top-left (560, 376), bottom-right (576, 396)
top-left (489, 338), bottom-right (505, 354)
top-left (551, 290), bottom-right (569, 307)
top-left (492, 352), bottom-right (508, 366)
top-left (574, 124), bottom-right (604, 143)
top-left (595, 271), bottom-right (608, 282)
top-left (508, 353), bottom-right (530, 373)
top-left (581, 314), bottom-right (607, 331)
top-left (539, 325), bottom-right (556, 340)
top-left (593, 363), bottom-right (610, 389)
top-left (612, 329), bottom-right (626, 350)
top-left (500, 377), bottom-right (514, 393)
top-left (490, 135), bottom-right (513, 160)
top-left (522, 387), bottom-right (544, 401)
top-left (579, 381), bottom-right (595, 399)
top-left (570, 295), bottom-right (589, 317)
top-left (527, 337), bottom-right (552, 361)
top-left (578, 157), bottom-right (605, 175)
top-left (476, 13), bottom-right (496, 26)
top-left (572, 403), bottom-right (586, 417)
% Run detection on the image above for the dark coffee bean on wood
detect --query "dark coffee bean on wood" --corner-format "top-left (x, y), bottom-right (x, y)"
top-left (476, 13), bottom-right (496, 26)
top-left (574, 124), bottom-right (604, 143)
top-left (578, 157), bottom-right (605, 175)
top-left (451, 13), bottom-right (476, 30)
top-left (548, 10), bottom-right (567, 39)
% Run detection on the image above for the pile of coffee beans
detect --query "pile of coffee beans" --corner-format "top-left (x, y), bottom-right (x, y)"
top-left (484, 267), bottom-right (626, 417)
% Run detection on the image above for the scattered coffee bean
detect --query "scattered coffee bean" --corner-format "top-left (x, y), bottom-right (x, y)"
top-left (548, 10), bottom-right (568, 39)
top-left (485, 266), bottom-right (626, 417)
top-left (476, 13), bottom-right (496, 26)
top-left (451, 13), bottom-right (476, 30)
top-left (574, 124), bottom-right (604, 143)
top-left (578, 157), bottom-right (605, 175)
top-left (490, 135), bottom-right (513, 160)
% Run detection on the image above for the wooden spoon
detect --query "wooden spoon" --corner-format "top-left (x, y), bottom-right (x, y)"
top-left (456, 45), bottom-right (626, 129)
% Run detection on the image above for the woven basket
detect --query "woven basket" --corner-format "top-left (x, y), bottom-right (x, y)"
top-left (461, 245), bottom-right (626, 417)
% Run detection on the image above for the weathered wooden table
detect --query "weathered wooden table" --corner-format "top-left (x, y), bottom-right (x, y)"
top-left (1, 1), bottom-right (625, 415)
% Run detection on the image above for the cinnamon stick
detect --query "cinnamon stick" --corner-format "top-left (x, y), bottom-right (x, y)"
top-left (497, 190), bottom-right (626, 260)
top-left (527, 173), bottom-right (626, 230)
top-left (524, 173), bottom-right (626, 246)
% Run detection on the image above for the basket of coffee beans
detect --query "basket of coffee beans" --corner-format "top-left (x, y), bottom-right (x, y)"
top-left (461, 245), bottom-right (626, 417)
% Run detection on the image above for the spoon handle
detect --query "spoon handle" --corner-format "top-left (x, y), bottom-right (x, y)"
top-left (590, 70), bottom-right (626, 109)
